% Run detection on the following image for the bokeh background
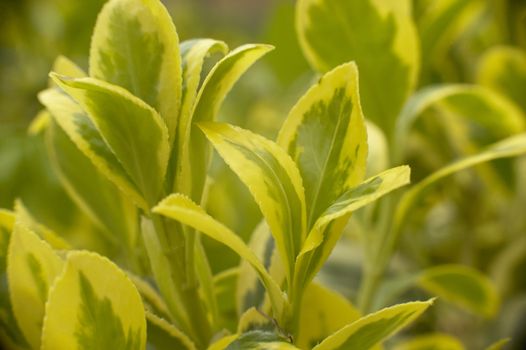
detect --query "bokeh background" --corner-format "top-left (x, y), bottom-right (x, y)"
top-left (1, 0), bottom-right (526, 348)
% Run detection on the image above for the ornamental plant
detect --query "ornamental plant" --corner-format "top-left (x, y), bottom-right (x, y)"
top-left (1, 0), bottom-right (525, 349)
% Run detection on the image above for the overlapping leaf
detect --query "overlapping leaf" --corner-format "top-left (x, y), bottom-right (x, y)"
top-left (51, 75), bottom-right (170, 206)
top-left (296, 0), bottom-right (420, 136)
top-left (90, 0), bottom-right (182, 141)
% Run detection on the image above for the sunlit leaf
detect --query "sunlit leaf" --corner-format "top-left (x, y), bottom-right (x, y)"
top-left (41, 251), bottom-right (146, 350)
top-left (7, 221), bottom-right (63, 349)
top-left (90, 0), bottom-right (182, 141)
top-left (312, 300), bottom-right (434, 350)
top-left (51, 75), bottom-right (170, 206)
top-left (154, 194), bottom-right (287, 321)
top-left (200, 122), bottom-right (306, 283)
top-left (418, 265), bottom-right (500, 317)
top-left (297, 0), bottom-right (420, 136)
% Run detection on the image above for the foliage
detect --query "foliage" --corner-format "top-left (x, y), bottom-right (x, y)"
top-left (1, 0), bottom-right (526, 349)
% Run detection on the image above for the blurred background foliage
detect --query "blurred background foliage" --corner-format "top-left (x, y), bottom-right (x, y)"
top-left (1, 0), bottom-right (526, 348)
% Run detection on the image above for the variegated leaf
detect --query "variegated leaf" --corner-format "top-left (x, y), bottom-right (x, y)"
top-left (0, 211), bottom-right (28, 348)
top-left (278, 62), bottom-right (367, 230)
top-left (146, 311), bottom-right (196, 350)
top-left (417, 265), bottom-right (500, 318)
top-left (38, 88), bottom-right (148, 210)
top-left (312, 300), bottom-right (434, 350)
top-left (47, 120), bottom-right (138, 250)
top-left (174, 39), bottom-right (228, 193)
top-left (51, 75), bottom-right (170, 207)
top-left (199, 122), bottom-right (306, 283)
top-left (153, 194), bottom-right (287, 321)
top-left (296, 283), bottom-right (361, 349)
top-left (187, 44), bottom-right (274, 202)
top-left (297, 0), bottom-right (420, 136)
top-left (41, 251), bottom-right (146, 350)
top-left (7, 220), bottom-right (64, 349)
top-left (90, 0), bottom-right (182, 141)
top-left (225, 331), bottom-right (299, 350)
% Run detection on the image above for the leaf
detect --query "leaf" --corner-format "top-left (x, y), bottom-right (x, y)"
top-left (47, 119), bottom-right (138, 249)
top-left (417, 265), bottom-right (500, 318)
top-left (0, 212), bottom-right (28, 348)
top-left (153, 194), bottom-right (287, 321)
top-left (187, 44), bottom-right (274, 202)
top-left (51, 75), bottom-right (170, 206)
top-left (38, 88), bottom-right (148, 210)
top-left (394, 134), bottom-right (526, 237)
top-left (477, 46), bottom-right (526, 113)
top-left (41, 251), bottom-right (146, 350)
top-left (174, 39), bottom-right (228, 193)
top-left (312, 300), bottom-right (434, 350)
top-left (7, 220), bottom-right (64, 349)
top-left (392, 333), bottom-right (465, 350)
top-left (50, 55), bottom-right (87, 82)
top-left (90, 0), bottom-right (182, 141)
top-left (278, 62), bottom-right (368, 229)
top-left (394, 84), bottom-right (526, 161)
top-left (28, 110), bottom-right (51, 135)
top-left (296, 166), bottom-right (411, 289)
top-left (296, 0), bottom-right (420, 136)
top-left (214, 268), bottom-right (240, 332)
top-left (296, 283), bottom-right (361, 349)
top-left (200, 121), bottom-right (306, 284)
top-left (145, 310), bottom-right (196, 350)
top-left (208, 335), bottom-right (238, 350)
top-left (225, 330), bottom-right (299, 350)
top-left (236, 221), bottom-right (285, 315)
top-left (485, 338), bottom-right (511, 350)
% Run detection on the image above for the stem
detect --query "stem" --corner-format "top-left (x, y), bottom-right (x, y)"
top-left (151, 214), bottom-right (212, 348)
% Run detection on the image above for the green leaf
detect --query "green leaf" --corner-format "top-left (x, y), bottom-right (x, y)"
top-left (485, 338), bottom-right (511, 350)
top-left (90, 0), bottom-right (182, 141)
top-left (153, 194), bottom-right (287, 321)
top-left (394, 134), bottom-right (526, 237)
top-left (278, 62), bottom-right (367, 229)
top-left (296, 0), bottom-right (420, 136)
top-left (477, 46), bottom-right (526, 113)
top-left (46, 119), bottom-right (138, 249)
top-left (41, 251), bottom-right (146, 350)
top-left (296, 166), bottom-right (411, 288)
top-left (200, 121), bottom-right (306, 285)
top-left (174, 39), bottom-right (228, 193)
top-left (50, 55), bottom-right (86, 82)
top-left (312, 300), bottom-right (434, 350)
top-left (187, 44), bottom-right (274, 202)
top-left (225, 330), bottom-right (299, 350)
top-left (394, 84), bottom-right (526, 161)
top-left (0, 211), bottom-right (29, 348)
top-left (214, 268), bottom-right (240, 332)
top-left (145, 311), bottom-right (196, 350)
top-left (51, 75), bottom-right (170, 206)
top-left (38, 88), bottom-right (148, 210)
top-left (7, 220), bottom-right (64, 349)
top-left (392, 333), bottom-right (465, 350)
top-left (296, 283), bottom-right (361, 349)
top-left (417, 265), bottom-right (500, 318)
top-left (208, 335), bottom-right (238, 350)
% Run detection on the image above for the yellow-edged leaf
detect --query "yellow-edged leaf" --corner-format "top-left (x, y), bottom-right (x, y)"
top-left (7, 220), bottom-right (64, 349)
top-left (297, 0), bottom-right (419, 136)
top-left (146, 310), bottom-right (196, 350)
top-left (153, 194), bottom-right (287, 321)
top-left (90, 0), bottom-right (182, 141)
top-left (312, 300), bottom-right (434, 350)
top-left (200, 122), bottom-right (306, 283)
top-left (51, 75), bottom-right (170, 206)
top-left (418, 265), bottom-right (500, 318)
top-left (187, 44), bottom-right (274, 202)
top-left (41, 251), bottom-right (146, 350)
